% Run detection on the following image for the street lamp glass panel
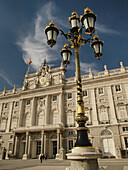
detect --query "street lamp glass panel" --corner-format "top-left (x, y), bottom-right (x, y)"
top-left (63, 52), bottom-right (71, 63)
top-left (93, 44), bottom-right (99, 54)
top-left (47, 30), bottom-right (52, 40)
top-left (71, 19), bottom-right (79, 28)
top-left (53, 31), bottom-right (57, 41)
top-left (88, 17), bottom-right (94, 27)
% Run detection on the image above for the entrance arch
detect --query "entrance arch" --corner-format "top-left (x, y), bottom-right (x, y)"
top-left (101, 130), bottom-right (116, 158)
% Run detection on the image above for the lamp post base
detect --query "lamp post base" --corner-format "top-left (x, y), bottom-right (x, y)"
top-left (66, 147), bottom-right (101, 170)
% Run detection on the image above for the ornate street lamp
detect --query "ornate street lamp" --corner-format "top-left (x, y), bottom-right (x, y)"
top-left (45, 7), bottom-right (104, 169)
top-left (81, 7), bottom-right (96, 35)
top-left (45, 21), bottom-right (59, 47)
top-left (60, 44), bottom-right (72, 66)
top-left (91, 35), bottom-right (104, 59)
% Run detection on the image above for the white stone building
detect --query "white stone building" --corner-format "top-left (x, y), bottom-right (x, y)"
top-left (0, 61), bottom-right (128, 160)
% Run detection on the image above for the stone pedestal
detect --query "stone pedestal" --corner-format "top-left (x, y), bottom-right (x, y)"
top-left (66, 147), bottom-right (101, 170)
top-left (55, 153), bottom-right (60, 160)
top-left (59, 148), bottom-right (65, 160)
top-left (22, 154), bottom-right (28, 160)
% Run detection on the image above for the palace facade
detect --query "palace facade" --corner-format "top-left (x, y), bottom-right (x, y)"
top-left (0, 61), bottom-right (128, 160)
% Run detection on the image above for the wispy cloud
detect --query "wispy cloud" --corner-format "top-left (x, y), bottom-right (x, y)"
top-left (0, 70), bottom-right (14, 87)
top-left (96, 23), bottom-right (120, 35)
top-left (80, 62), bottom-right (99, 73)
top-left (17, 1), bottom-right (69, 70)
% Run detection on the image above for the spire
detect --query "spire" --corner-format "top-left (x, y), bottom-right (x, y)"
top-left (43, 58), bottom-right (48, 67)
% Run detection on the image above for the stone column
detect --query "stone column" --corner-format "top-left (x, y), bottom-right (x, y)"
top-left (45, 95), bottom-right (50, 125)
top-left (41, 130), bottom-right (44, 154)
top-left (59, 92), bottom-right (64, 124)
top-left (23, 132), bottom-right (29, 160)
top-left (107, 86), bottom-right (117, 124)
top-left (59, 132), bottom-right (65, 160)
top-left (18, 99), bottom-right (24, 127)
top-left (31, 98), bottom-right (36, 126)
top-left (55, 129), bottom-right (60, 159)
top-left (90, 89), bottom-right (99, 125)
top-left (28, 135), bottom-right (31, 158)
top-left (44, 134), bottom-right (46, 154)
top-left (6, 102), bottom-right (13, 132)
top-left (14, 136), bottom-right (18, 155)
top-left (57, 129), bottom-right (60, 154)
top-left (60, 132), bottom-right (63, 149)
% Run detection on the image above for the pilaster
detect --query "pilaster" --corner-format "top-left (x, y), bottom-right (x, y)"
top-left (18, 99), bottom-right (24, 127)
top-left (59, 92), bottom-right (64, 124)
top-left (31, 97), bottom-right (36, 126)
top-left (90, 89), bottom-right (98, 125)
top-left (107, 86), bottom-right (117, 123)
top-left (6, 102), bottom-right (13, 132)
top-left (45, 95), bottom-right (50, 125)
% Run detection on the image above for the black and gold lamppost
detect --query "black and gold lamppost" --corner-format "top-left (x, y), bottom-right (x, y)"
top-left (45, 7), bottom-right (103, 150)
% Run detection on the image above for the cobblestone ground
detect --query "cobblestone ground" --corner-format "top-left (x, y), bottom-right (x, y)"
top-left (0, 159), bottom-right (128, 170)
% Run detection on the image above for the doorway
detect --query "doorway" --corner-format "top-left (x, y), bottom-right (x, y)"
top-left (53, 141), bottom-right (57, 158)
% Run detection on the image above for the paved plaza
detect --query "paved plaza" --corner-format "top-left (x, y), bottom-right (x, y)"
top-left (0, 159), bottom-right (128, 170)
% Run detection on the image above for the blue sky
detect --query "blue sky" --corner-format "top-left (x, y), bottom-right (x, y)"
top-left (0, 0), bottom-right (128, 91)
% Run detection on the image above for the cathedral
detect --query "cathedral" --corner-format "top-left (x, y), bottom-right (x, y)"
top-left (0, 60), bottom-right (128, 160)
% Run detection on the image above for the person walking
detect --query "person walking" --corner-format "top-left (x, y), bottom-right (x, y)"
top-left (44, 154), bottom-right (47, 160)
top-left (40, 154), bottom-right (43, 163)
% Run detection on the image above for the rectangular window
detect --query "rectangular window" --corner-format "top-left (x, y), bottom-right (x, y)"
top-left (69, 131), bottom-right (73, 135)
top-left (123, 127), bottom-right (128, 131)
top-left (115, 85), bottom-right (121, 92)
top-left (9, 143), bottom-right (13, 151)
top-left (36, 141), bottom-right (41, 155)
top-left (124, 137), bottom-right (128, 149)
top-left (26, 100), bottom-right (31, 105)
top-left (67, 93), bottom-right (72, 99)
top-left (83, 90), bottom-right (87, 97)
top-left (98, 88), bottom-right (104, 95)
top-left (68, 140), bottom-right (73, 150)
top-left (15, 101), bottom-right (19, 107)
top-left (53, 95), bottom-right (57, 101)
top-left (5, 103), bottom-right (8, 109)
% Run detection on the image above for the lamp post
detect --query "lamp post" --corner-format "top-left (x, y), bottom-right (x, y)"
top-left (45, 7), bottom-right (104, 170)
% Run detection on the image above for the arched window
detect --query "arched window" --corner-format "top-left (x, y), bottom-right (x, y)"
top-left (99, 106), bottom-right (109, 124)
top-left (38, 111), bottom-right (45, 126)
top-left (101, 129), bottom-right (112, 136)
top-left (67, 110), bottom-right (74, 127)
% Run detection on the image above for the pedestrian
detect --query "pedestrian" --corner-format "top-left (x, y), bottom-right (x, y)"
top-left (44, 154), bottom-right (47, 160)
top-left (40, 154), bottom-right (43, 163)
